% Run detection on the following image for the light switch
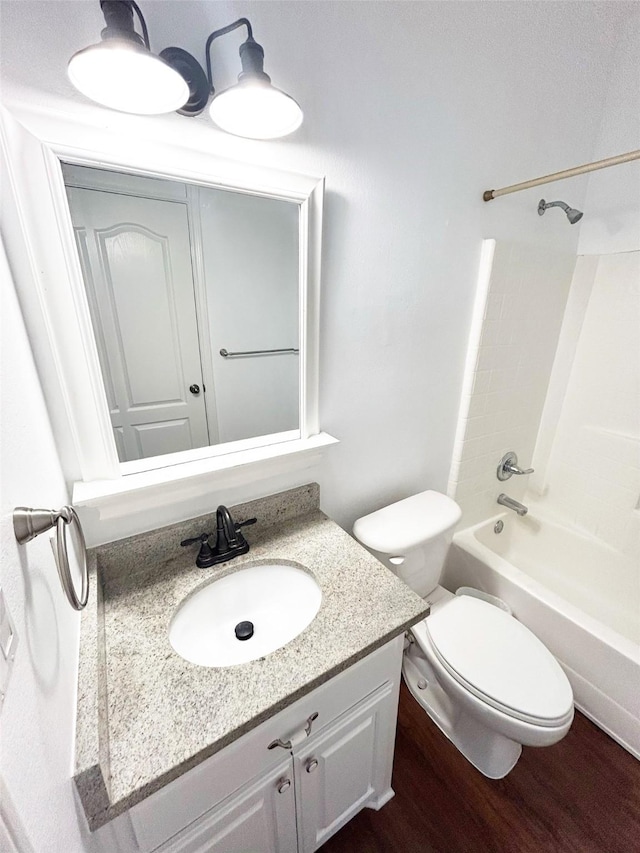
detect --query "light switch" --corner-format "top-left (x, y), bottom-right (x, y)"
top-left (0, 587), bottom-right (18, 706)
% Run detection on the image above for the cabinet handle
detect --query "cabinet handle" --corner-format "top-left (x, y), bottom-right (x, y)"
top-left (306, 758), bottom-right (319, 773)
top-left (268, 712), bottom-right (319, 751)
top-left (277, 778), bottom-right (291, 794)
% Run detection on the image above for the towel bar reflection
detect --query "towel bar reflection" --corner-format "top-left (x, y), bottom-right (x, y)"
top-left (13, 506), bottom-right (89, 611)
top-left (220, 347), bottom-right (299, 358)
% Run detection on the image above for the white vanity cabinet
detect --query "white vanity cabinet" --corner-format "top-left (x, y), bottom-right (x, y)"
top-left (293, 681), bottom-right (397, 852)
top-left (154, 759), bottom-right (297, 853)
top-left (103, 636), bottom-right (403, 853)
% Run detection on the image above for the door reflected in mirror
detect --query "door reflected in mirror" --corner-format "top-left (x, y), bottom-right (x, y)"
top-left (62, 164), bottom-right (300, 464)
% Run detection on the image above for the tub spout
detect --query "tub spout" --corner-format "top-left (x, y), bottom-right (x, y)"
top-left (497, 493), bottom-right (528, 516)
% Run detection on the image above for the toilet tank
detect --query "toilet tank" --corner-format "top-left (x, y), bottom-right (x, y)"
top-left (353, 491), bottom-right (462, 597)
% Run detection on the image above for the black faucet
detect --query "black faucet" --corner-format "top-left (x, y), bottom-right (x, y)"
top-left (180, 506), bottom-right (257, 567)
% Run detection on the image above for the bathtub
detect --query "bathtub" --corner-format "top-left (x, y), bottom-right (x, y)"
top-left (442, 512), bottom-right (640, 759)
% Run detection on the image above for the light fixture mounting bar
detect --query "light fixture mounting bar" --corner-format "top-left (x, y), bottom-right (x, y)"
top-left (205, 17), bottom-right (254, 92)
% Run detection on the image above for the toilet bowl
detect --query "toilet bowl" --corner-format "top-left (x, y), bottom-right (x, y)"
top-left (353, 491), bottom-right (574, 778)
top-left (404, 587), bottom-right (574, 776)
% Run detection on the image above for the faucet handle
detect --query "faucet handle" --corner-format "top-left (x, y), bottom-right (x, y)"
top-left (506, 463), bottom-right (534, 476)
top-left (180, 532), bottom-right (216, 568)
top-left (180, 533), bottom-right (211, 547)
top-left (497, 451), bottom-right (534, 481)
top-left (230, 518), bottom-right (257, 548)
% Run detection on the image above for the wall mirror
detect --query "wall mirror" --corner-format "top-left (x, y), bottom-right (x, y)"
top-left (62, 164), bottom-right (300, 467)
top-left (0, 106), bottom-right (324, 497)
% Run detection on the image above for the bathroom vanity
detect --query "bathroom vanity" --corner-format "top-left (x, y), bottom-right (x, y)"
top-left (76, 485), bottom-right (428, 852)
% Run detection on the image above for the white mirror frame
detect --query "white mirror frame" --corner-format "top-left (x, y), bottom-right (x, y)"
top-left (1, 105), bottom-right (331, 515)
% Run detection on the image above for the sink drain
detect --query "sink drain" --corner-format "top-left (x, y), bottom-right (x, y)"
top-left (234, 621), bottom-right (254, 641)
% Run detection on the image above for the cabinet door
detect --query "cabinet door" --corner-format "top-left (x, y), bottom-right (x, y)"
top-left (294, 682), bottom-right (397, 853)
top-left (158, 759), bottom-right (297, 853)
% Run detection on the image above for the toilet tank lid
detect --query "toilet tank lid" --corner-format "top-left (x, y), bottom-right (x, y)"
top-left (353, 490), bottom-right (462, 554)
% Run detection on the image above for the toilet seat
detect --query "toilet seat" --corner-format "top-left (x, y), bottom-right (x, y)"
top-left (415, 596), bottom-right (573, 727)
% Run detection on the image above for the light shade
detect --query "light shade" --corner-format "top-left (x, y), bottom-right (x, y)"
top-left (209, 80), bottom-right (303, 139)
top-left (68, 39), bottom-right (189, 115)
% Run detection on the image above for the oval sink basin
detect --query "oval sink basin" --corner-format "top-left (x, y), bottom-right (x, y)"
top-left (169, 563), bottom-right (322, 667)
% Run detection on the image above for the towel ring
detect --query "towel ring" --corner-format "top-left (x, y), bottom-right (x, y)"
top-left (13, 505), bottom-right (89, 611)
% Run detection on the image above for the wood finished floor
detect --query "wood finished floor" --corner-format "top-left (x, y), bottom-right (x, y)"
top-left (322, 684), bottom-right (640, 853)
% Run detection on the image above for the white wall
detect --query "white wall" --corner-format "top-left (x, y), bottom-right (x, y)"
top-left (0, 240), bottom-right (92, 853)
top-left (0, 1), bottom-right (632, 533)
top-left (577, 6), bottom-right (640, 256)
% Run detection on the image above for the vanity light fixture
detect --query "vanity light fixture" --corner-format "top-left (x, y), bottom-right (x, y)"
top-left (206, 19), bottom-right (303, 140)
top-left (68, 3), bottom-right (303, 139)
top-left (67, 0), bottom-right (189, 115)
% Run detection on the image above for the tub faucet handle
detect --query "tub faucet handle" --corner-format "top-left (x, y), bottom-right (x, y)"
top-left (506, 462), bottom-right (534, 476)
top-left (497, 451), bottom-right (534, 481)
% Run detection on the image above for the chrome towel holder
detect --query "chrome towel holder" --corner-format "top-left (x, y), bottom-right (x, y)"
top-left (220, 347), bottom-right (299, 358)
top-left (13, 506), bottom-right (89, 611)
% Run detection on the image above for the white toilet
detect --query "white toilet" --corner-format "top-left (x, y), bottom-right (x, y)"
top-left (353, 490), bottom-right (574, 779)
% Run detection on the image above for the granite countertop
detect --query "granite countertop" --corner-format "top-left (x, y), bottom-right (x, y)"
top-left (75, 484), bottom-right (429, 830)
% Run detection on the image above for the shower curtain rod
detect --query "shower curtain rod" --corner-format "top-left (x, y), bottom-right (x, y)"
top-left (482, 148), bottom-right (640, 202)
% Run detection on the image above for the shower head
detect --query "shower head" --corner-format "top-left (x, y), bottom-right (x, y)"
top-left (538, 199), bottom-right (583, 225)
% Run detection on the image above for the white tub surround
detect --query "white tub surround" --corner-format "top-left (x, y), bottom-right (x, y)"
top-left (443, 514), bottom-right (640, 759)
top-left (530, 250), bottom-right (640, 563)
top-left (447, 239), bottom-right (575, 527)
